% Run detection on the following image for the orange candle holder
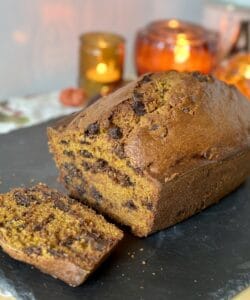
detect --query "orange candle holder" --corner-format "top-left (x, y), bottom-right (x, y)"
top-left (134, 20), bottom-right (219, 75)
top-left (79, 32), bottom-right (125, 98)
top-left (214, 52), bottom-right (250, 100)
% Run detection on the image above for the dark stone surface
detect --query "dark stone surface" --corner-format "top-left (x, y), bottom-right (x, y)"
top-left (0, 120), bottom-right (250, 300)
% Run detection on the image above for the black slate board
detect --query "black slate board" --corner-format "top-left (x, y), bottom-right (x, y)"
top-left (0, 120), bottom-right (250, 300)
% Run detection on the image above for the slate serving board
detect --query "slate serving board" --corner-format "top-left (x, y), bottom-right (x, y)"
top-left (0, 120), bottom-right (250, 300)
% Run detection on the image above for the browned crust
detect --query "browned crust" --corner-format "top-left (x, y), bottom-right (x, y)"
top-left (148, 149), bottom-right (250, 236)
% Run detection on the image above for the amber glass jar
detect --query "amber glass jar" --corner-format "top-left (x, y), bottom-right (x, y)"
top-left (135, 20), bottom-right (219, 75)
top-left (79, 32), bottom-right (125, 98)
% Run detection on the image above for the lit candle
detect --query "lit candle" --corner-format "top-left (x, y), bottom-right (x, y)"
top-left (135, 20), bottom-right (219, 75)
top-left (173, 33), bottom-right (191, 64)
top-left (79, 32), bottom-right (125, 98)
top-left (86, 61), bottom-right (120, 83)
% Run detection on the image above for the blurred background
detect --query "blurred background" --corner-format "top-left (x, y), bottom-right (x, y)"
top-left (0, 0), bottom-right (249, 134)
top-left (1, 0), bottom-right (204, 97)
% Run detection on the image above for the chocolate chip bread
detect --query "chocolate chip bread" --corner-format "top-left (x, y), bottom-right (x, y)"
top-left (48, 71), bottom-right (250, 237)
top-left (0, 183), bottom-right (123, 286)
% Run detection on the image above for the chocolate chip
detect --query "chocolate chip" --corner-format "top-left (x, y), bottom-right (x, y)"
top-left (63, 150), bottom-right (75, 158)
top-left (140, 73), bottom-right (153, 84)
top-left (48, 248), bottom-right (64, 257)
top-left (33, 224), bottom-right (43, 231)
top-left (133, 90), bottom-right (143, 99)
top-left (132, 100), bottom-right (146, 116)
top-left (118, 174), bottom-right (133, 187)
top-left (64, 175), bottom-right (71, 185)
top-left (94, 159), bottom-right (108, 171)
top-left (90, 187), bottom-right (103, 202)
top-left (24, 246), bottom-right (42, 256)
top-left (61, 236), bottom-right (75, 247)
top-left (79, 149), bottom-right (93, 158)
top-left (192, 71), bottom-right (213, 82)
top-left (143, 201), bottom-right (154, 211)
top-left (60, 140), bottom-right (69, 145)
top-left (79, 140), bottom-right (91, 145)
top-left (14, 193), bottom-right (31, 207)
top-left (76, 185), bottom-right (86, 196)
top-left (123, 200), bottom-right (137, 210)
top-left (108, 126), bottom-right (123, 139)
top-left (82, 161), bottom-right (91, 171)
top-left (63, 163), bottom-right (82, 178)
top-left (53, 199), bottom-right (70, 212)
top-left (84, 122), bottom-right (100, 136)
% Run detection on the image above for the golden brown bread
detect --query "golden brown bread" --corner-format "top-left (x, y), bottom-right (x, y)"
top-left (48, 71), bottom-right (250, 236)
top-left (0, 184), bottom-right (123, 286)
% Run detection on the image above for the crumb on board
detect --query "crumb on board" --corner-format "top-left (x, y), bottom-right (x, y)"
top-left (152, 272), bottom-right (156, 276)
top-left (139, 248), bottom-right (144, 251)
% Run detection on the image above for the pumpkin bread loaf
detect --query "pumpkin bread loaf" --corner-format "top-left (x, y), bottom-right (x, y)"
top-left (0, 183), bottom-right (123, 286)
top-left (48, 71), bottom-right (250, 237)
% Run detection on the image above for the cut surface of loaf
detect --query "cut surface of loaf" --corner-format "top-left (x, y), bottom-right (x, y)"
top-left (0, 183), bottom-right (123, 286)
top-left (48, 71), bottom-right (250, 237)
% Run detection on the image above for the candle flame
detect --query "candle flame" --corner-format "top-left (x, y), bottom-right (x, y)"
top-left (96, 62), bottom-right (108, 74)
top-left (174, 34), bottom-right (190, 64)
top-left (244, 65), bottom-right (250, 79)
top-left (168, 19), bottom-right (179, 29)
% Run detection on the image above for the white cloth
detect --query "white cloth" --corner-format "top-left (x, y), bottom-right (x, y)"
top-left (0, 92), bottom-right (81, 134)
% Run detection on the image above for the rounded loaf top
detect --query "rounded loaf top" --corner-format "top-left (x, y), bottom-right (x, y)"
top-left (54, 71), bottom-right (250, 179)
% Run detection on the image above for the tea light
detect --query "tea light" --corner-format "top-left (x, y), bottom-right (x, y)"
top-left (86, 61), bottom-right (120, 83)
top-left (135, 20), bottom-right (219, 75)
top-left (79, 32), bottom-right (125, 98)
top-left (214, 52), bottom-right (250, 99)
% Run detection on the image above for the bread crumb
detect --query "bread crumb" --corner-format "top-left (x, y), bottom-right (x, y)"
top-left (139, 248), bottom-right (144, 251)
top-left (140, 286), bottom-right (144, 289)
top-left (142, 260), bottom-right (146, 265)
top-left (152, 272), bottom-right (156, 276)
top-left (131, 254), bottom-right (135, 259)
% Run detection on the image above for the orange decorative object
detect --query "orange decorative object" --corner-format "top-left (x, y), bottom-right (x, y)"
top-left (135, 20), bottom-right (219, 75)
top-left (214, 52), bottom-right (250, 100)
top-left (59, 87), bottom-right (87, 107)
top-left (79, 32), bottom-right (125, 98)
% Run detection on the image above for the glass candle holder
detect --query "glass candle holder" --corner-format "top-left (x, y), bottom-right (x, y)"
top-left (214, 52), bottom-right (250, 99)
top-left (79, 32), bottom-right (125, 98)
top-left (134, 20), bottom-right (219, 75)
